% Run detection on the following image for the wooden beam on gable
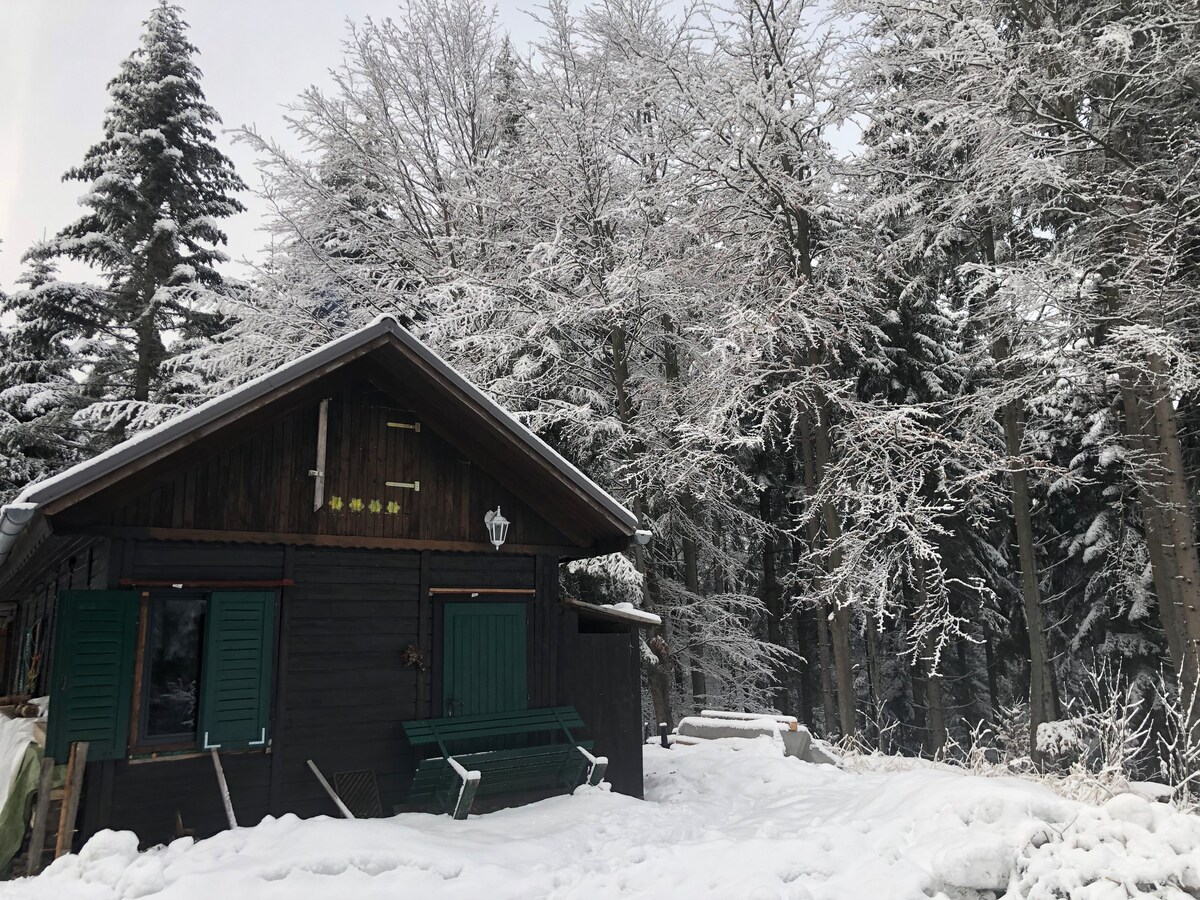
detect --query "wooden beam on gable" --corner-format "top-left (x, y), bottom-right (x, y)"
top-left (60, 524), bottom-right (587, 558)
top-left (41, 336), bottom-right (392, 518)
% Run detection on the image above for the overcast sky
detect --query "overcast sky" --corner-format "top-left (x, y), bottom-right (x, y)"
top-left (0, 0), bottom-right (543, 294)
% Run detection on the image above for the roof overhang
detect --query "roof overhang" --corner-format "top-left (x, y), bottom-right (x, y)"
top-left (0, 316), bottom-right (639, 573)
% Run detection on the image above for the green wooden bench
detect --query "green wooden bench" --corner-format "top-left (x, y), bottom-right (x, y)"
top-left (401, 706), bottom-right (608, 819)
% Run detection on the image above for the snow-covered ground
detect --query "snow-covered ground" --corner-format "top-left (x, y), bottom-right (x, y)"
top-left (4, 738), bottom-right (1198, 899)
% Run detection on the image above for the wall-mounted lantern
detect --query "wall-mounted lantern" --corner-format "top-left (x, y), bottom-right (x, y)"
top-left (484, 507), bottom-right (510, 550)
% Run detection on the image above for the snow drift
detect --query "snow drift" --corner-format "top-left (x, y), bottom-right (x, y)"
top-left (4, 738), bottom-right (1198, 899)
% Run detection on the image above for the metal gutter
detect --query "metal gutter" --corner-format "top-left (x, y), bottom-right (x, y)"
top-left (0, 503), bottom-right (38, 567)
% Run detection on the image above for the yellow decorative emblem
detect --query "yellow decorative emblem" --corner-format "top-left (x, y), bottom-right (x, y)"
top-left (349, 497), bottom-right (364, 512)
top-left (368, 499), bottom-right (382, 514)
top-left (329, 496), bottom-right (343, 511)
top-left (386, 501), bottom-right (400, 514)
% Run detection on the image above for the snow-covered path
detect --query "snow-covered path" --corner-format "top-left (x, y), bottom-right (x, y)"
top-left (3, 739), bottom-right (1198, 899)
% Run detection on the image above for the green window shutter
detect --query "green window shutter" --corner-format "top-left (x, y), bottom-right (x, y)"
top-left (197, 591), bottom-right (276, 751)
top-left (46, 591), bottom-right (139, 762)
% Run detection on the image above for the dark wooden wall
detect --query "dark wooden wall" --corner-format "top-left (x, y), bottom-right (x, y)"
top-left (274, 548), bottom-right (423, 819)
top-left (60, 379), bottom-right (573, 548)
top-left (68, 539), bottom-right (641, 849)
top-left (79, 541), bottom-right (282, 842)
top-left (558, 612), bottom-right (645, 798)
top-left (2, 536), bottom-right (109, 697)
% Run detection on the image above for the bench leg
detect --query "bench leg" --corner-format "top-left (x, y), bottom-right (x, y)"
top-left (577, 746), bottom-right (608, 786)
top-left (448, 757), bottom-right (481, 820)
top-left (588, 757), bottom-right (608, 786)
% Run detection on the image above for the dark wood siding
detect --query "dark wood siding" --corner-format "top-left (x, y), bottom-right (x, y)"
top-left (49, 537), bottom-right (645, 850)
top-left (62, 380), bottom-right (574, 548)
top-left (68, 541), bottom-right (651, 849)
top-left (2, 537), bottom-right (109, 697)
top-left (558, 611), bottom-right (645, 798)
top-left (275, 548), bottom-right (423, 819)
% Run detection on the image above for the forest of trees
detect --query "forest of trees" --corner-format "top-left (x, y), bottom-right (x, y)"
top-left (2, 0), bottom-right (1198, 783)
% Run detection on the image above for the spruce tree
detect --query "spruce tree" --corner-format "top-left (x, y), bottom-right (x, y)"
top-left (18, 0), bottom-right (244, 438)
top-left (0, 260), bottom-right (91, 501)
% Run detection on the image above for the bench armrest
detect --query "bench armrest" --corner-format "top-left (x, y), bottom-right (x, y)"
top-left (575, 745), bottom-right (608, 787)
top-left (447, 756), bottom-right (482, 820)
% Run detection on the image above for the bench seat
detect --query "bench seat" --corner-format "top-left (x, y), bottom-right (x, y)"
top-left (402, 706), bottom-right (607, 819)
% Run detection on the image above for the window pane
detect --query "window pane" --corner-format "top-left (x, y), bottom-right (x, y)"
top-left (145, 596), bottom-right (205, 739)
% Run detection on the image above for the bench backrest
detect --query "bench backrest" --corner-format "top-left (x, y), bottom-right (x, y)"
top-left (403, 706), bottom-right (586, 747)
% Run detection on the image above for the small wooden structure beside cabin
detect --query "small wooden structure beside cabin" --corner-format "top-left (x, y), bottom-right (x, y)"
top-left (0, 316), bottom-right (653, 848)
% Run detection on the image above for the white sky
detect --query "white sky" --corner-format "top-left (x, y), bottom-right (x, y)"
top-left (0, 0), bottom-right (544, 294)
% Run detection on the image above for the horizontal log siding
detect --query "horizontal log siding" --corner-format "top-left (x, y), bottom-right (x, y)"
top-left (275, 548), bottom-right (423, 819)
top-left (558, 612), bottom-right (645, 799)
top-left (66, 542), bottom-right (638, 845)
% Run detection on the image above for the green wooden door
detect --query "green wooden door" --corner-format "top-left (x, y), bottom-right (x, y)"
top-left (46, 590), bottom-right (139, 762)
top-left (442, 602), bottom-right (527, 717)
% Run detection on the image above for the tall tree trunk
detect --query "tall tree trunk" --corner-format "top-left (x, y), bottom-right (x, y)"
top-left (1001, 394), bottom-right (1057, 759)
top-left (797, 407), bottom-right (857, 736)
top-left (760, 483), bottom-right (788, 712)
top-left (637, 541), bottom-right (675, 729)
top-left (133, 300), bottom-right (162, 403)
top-left (613, 324), bottom-right (676, 727)
top-left (682, 526), bottom-right (708, 712)
top-left (914, 562), bottom-right (947, 755)
top-left (813, 415), bottom-right (858, 737)
top-left (982, 225), bottom-right (1056, 759)
top-left (1107, 280), bottom-right (1199, 725)
top-left (815, 604), bottom-right (838, 736)
top-left (795, 606), bottom-right (817, 730)
top-left (1146, 355), bottom-right (1200, 705)
top-left (865, 615), bottom-right (885, 744)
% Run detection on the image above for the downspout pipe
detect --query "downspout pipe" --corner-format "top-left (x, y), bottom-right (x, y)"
top-left (0, 503), bottom-right (38, 568)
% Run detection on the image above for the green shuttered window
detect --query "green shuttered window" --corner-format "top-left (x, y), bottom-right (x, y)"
top-left (46, 591), bottom-right (139, 762)
top-left (46, 589), bottom-right (277, 762)
top-left (197, 591), bottom-right (276, 751)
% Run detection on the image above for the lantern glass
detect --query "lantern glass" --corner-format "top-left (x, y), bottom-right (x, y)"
top-left (485, 507), bottom-right (510, 549)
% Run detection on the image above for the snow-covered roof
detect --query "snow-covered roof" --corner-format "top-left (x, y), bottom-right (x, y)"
top-left (0, 315), bottom-right (639, 569)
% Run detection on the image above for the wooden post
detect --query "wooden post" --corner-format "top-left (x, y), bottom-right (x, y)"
top-left (210, 749), bottom-right (238, 829)
top-left (25, 755), bottom-right (55, 875)
top-left (306, 759), bottom-right (355, 819)
top-left (659, 722), bottom-right (670, 748)
top-left (311, 398), bottom-right (330, 511)
top-left (55, 741), bottom-right (88, 858)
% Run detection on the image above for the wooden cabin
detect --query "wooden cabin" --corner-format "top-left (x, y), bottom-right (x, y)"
top-left (0, 316), bottom-right (652, 848)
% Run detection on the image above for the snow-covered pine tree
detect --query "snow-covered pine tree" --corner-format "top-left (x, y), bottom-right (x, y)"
top-left (19, 0), bottom-right (245, 441)
top-left (0, 259), bottom-right (94, 501)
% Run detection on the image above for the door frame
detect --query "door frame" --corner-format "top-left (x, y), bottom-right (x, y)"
top-left (431, 590), bottom-right (535, 719)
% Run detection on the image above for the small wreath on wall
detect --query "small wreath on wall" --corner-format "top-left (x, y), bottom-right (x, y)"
top-left (401, 643), bottom-right (427, 671)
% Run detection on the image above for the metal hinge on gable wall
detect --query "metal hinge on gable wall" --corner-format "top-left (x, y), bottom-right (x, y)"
top-left (385, 481), bottom-right (421, 492)
top-left (387, 421), bottom-right (421, 432)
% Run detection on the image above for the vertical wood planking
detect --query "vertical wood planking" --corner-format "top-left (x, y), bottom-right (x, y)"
top-left (418, 551), bottom-right (431, 718)
top-left (64, 379), bottom-right (579, 547)
top-left (269, 546), bottom-right (293, 814)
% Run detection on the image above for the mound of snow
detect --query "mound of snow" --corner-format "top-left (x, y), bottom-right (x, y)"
top-left (5, 738), bottom-right (1198, 899)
